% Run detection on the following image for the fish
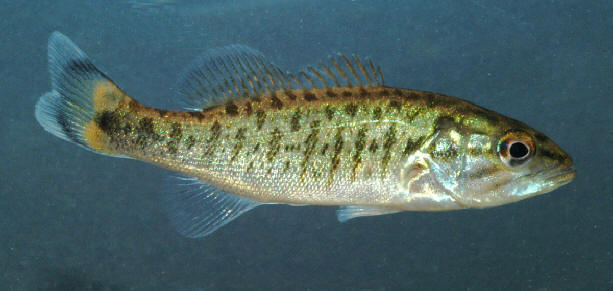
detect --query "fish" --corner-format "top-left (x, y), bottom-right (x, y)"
top-left (35, 32), bottom-right (576, 238)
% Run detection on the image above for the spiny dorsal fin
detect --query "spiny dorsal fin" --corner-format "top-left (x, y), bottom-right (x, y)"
top-left (291, 54), bottom-right (384, 89)
top-left (176, 45), bottom-right (384, 110)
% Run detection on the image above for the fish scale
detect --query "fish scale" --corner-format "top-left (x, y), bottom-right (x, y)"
top-left (96, 86), bottom-right (474, 205)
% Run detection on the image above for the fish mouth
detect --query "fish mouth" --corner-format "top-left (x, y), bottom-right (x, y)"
top-left (530, 167), bottom-right (576, 196)
top-left (545, 167), bottom-right (576, 186)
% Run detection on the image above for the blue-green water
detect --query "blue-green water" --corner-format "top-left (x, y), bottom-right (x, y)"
top-left (1, 0), bottom-right (611, 289)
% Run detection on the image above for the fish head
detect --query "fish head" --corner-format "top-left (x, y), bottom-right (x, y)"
top-left (399, 115), bottom-right (575, 209)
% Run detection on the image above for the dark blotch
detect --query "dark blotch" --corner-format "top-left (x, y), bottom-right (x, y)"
top-left (169, 122), bottom-right (182, 139)
top-left (167, 140), bottom-right (178, 154)
top-left (270, 95), bottom-right (284, 109)
top-left (381, 124), bottom-right (397, 177)
top-left (230, 127), bottom-right (247, 162)
top-left (266, 128), bottom-right (282, 161)
top-left (320, 143), bottom-right (329, 155)
top-left (534, 132), bottom-right (548, 143)
top-left (383, 124), bottom-right (397, 151)
top-left (539, 148), bottom-right (565, 162)
top-left (330, 127), bottom-right (345, 176)
top-left (234, 127), bottom-right (247, 141)
top-left (300, 120), bottom-right (322, 179)
top-left (187, 111), bottom-right (205, 120)
top-left (225, 102), bottom-right (239, 116)
top-left (435, 116), bottom-right (456, 130)
top-left (325, 105), bottom-right (335, 120)
top-left (406, 91), bottom-right (420, 100)
top-left (389, 100), bottom-right (402, 110)
top-left (344, 103), bottom-right (358, 117)
top-left (208, 121), bottom-right (221, 143)
top-left (351, 127), bottom-right (368, 180)
top-left (95, 111), bottom-right (121, 135)
top-left (185, 135), bottom-right (196, 150)
top-left (342, 91), bottom-right (352, 97)
top-left (66, 59), bottom-right (100, 76)
top-left (372, 106), bottom-right (382, 120)
top-left (256, 110), bottom-right (266, 130)
top-left (402, 136), bottom-right (424, 156)
top-left (368, 139), bottom-right (379, 153)
top-left (326, 90), bottom-right (337, 98)
top-left (245, 102), bottom-right (253, 115)
top-left (359, 87), bottom-right (369, 98)
top-left (138, 118), bottom-right (156, 136)
top-left (285, 89), bottom-right (297, 100)
top-left (290, 110), bottom-right (302, 132)
top-left (304, 92), bottom-right (317, 101)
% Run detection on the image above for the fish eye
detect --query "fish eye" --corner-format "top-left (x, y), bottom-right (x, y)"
top-left (498, 131), bottom-right (535, 168)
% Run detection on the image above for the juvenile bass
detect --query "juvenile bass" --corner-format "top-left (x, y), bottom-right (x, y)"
top-left (36, 32), bottom-right (575, 238)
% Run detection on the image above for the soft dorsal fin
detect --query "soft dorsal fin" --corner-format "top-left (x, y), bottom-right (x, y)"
top-left (176, 45), bottom-right (384, 110)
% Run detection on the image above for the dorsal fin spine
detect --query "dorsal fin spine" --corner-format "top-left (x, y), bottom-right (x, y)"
top-left (354, 55), bottom-right (372, 84)
top-left (367, 59), bottom-right (380, 85)
top-left (340, 55), bottom-right (362, 86)
top-left (308, 66), bottom-right (329, 88)
top-left (330, 57), bottom-right (352, 87)
top-left (289, 73), bottom-right (305, 89)
top-left (320, 63), bottom-right (341, 87)
top-left (300, 71), bottom-right (315, 88)
top-left (274, 68), bottom-right (291, 89)
top-left (176, 45), bottom-right (385, 111)
top-left (377, 65), bottom-right (385, 86)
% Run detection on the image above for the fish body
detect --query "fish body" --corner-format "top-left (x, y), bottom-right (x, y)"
top-left (35, 32), bottom-right (575, 237)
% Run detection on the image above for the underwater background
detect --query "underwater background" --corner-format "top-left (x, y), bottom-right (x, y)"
top-left (1, 0), bottom-right (611, 289)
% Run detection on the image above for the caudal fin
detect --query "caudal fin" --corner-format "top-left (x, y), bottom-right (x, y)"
top-left (35, 32), bottom-right (135, 156)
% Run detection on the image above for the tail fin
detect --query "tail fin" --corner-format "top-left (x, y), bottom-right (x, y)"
top-left (35, 32), bottom-right (134, 156)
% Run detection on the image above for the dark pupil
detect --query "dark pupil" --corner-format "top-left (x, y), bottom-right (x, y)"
top-left (509, 142), bottom-right (529, 159)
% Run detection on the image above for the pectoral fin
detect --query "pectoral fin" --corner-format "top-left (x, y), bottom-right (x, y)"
top-left (336, 206), bottom-right (399, 222)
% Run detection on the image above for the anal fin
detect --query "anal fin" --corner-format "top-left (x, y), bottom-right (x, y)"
top-left (336, 206), bottom-right (399, 222)
top-left (164, 176), bottom-right (260, 238)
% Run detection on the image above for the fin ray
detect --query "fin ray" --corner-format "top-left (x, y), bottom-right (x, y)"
top-left (35, 31), bottom-right (131, 157)
top-left (163, 176), bottom-right (261, 238)
top-left (41, 32), bottom-right (97, 148)
top-left (177, 46), bottom-right (384, 110)
top-left (176, 45), bottom-right (288, 111)
top-left (337, 206), bottom-right (399, 222)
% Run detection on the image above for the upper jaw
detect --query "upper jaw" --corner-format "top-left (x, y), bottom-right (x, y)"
top-left (523, 166), bottom-right (576, 196)
top-left (544, 166), bottom-right (576, 186)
